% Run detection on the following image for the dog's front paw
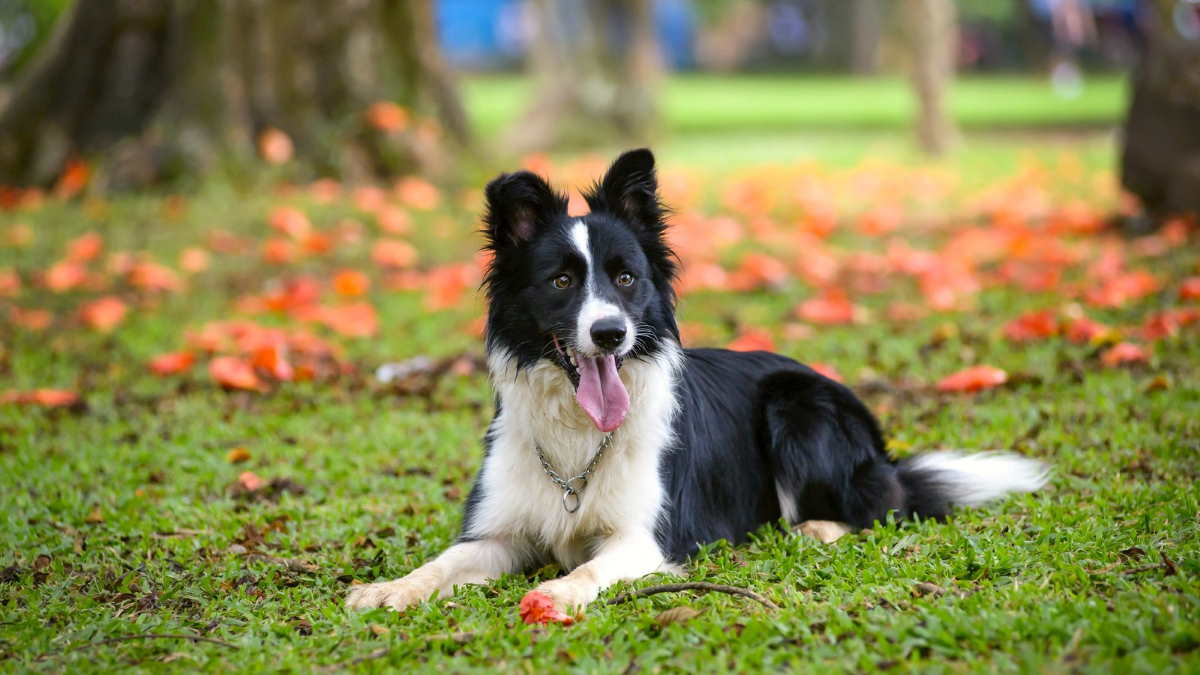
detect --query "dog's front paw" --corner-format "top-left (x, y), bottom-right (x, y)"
top-left (797, 520), bottom-right (851, 544)
top-left (519, 590), bottom-right (575, 625)
top-left (345, 578), bottom-right (434, 612)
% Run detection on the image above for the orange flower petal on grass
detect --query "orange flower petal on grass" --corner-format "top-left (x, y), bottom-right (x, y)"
top-left (1064, 316), bottom-right (1109, 344)
top-left (795, 290), bottom-right (859, 325)
top-left (1003, 310), bottom-right (1059, 342)
top-left (66, 232), bottom-right (103, 262)
top-left (258, 128), bottom-right (294, 165)
top-left (321, 302), bottom-right (378, 338)
top-left (1, 389), bottom-right (80, 407)
top-left (268, 206), bottom-right (312, 239)
top-left (80, 296), bottom-right (127, 332)
top-left (1101, 342), bottom-right (1149, 367)
top-left (332, 269), bottom-right (370, 297)
top-left (519, 590), bottom-right (574, 625)
top-left (1180, 277), bottom-right (1200, 301)
top-left (365, 101), bottom-right (409, 133)
top-left (395, 177), bottom-right (440, 211)
top-left (237, 471), bottom-right (266, 492)
top-left (44, 260), bottom-right (88, 292)
top-left (55, 159), bottom-right (91, 199)
top-left (0, 268), bottom-right (20, 297)
top-left (209, 356), bottom-right (264, 391)
top-left (129, 261), bottom-right (182, 292)
top-left (727, 328), bottom-right (776, 352)
top-left (937, 366), bottom-right (1008, 393)
top-left (251, 343), bottom-right (295, 381)
top-left (10, 306), bottom-right (52, 331)
top-left (148, 351), bottom-right (195, 376)
top-left (371, 239), bottom-right (418, 268)
top-left (180, 247), bottom-right (210, 273)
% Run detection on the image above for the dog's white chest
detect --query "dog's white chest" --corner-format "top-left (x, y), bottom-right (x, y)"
top-left (465, 348), bottom-right (681, 569)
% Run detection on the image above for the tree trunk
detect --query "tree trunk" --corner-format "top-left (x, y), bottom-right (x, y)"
top-left (507, 0), bottom-right (662, 153)
top-left (903, 0), bottom-right (960, 156)
top-left (0, 0), bottom-right (470, 188)
top-left (1119, 0), bottom-right (1200, 226)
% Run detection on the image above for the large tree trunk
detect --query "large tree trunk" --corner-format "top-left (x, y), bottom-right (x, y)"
top-left (1119, 0), bottom-right (1200, 226)
top-left (903, 0), bottom-right (960, 156)
top-left (0, 0), bottom-right (470, 188)
top-left (507, 0), bottom-right (662, 153)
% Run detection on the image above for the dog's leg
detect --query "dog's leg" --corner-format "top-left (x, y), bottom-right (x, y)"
top-left (346, 538), bottom-right (521, 611)
top-left (797, 520), bottom-right (852, 544)
top-left (520, 529), bottom-right (666, 624)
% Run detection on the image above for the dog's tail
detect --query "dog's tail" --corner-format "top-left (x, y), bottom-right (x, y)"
top-left (896, 451), bottom-right (1050, 520)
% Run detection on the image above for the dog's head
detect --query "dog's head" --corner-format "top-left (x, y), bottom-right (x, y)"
top-left (481, 149), bottom-right (679, 432)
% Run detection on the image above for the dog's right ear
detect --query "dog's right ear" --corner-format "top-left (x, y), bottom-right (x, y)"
top-left (482, 171), bottom-right (568, 248)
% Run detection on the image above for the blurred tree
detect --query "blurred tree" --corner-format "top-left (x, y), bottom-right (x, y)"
top-left (508, 0), bottom-right (662, 152)
top-left (826, 0), bottom-right (883, 74)
top-left (903, 0), bottom-right (960, 155)
top-left (0, 0), bottom-right (470, 188)
top-left (1120, 0), bottom-right (1200, 227)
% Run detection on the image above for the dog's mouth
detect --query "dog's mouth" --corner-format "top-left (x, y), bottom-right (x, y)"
top-left (551, 334), bottom-right (629, 433)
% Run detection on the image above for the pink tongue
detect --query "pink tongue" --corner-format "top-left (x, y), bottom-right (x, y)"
top-left (574, 355), bottom-right (629, 432)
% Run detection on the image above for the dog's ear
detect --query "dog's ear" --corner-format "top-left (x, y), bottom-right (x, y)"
top-left (483, 171), bottom-right (568, 247)
top-left (586, 148), bottom-right (663, 231)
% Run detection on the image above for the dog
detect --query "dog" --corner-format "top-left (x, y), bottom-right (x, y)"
top-left (346, 149), bottom-right (1049, 623)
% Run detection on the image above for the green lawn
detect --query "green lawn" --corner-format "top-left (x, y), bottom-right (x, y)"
top-left (464, 73), bottom-right (1128, 139)
top-left (2, 105), bottom-right (1198, 672)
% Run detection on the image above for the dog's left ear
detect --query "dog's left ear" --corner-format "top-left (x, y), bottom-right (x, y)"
top-left (586, 148), bottom-right (663, 231)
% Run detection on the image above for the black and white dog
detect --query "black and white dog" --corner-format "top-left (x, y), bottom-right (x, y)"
top-left (346, 149), bottom-right (1048, 623)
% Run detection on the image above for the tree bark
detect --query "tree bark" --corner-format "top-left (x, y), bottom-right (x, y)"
top-left (903, 0), bottom-right (960, 156)
top-left (0, 0), bottom-right (470, 188)
top-left (1119, 0), bottom-right (1200, 225)
top-left (507, 0), bottom-right (662, 153)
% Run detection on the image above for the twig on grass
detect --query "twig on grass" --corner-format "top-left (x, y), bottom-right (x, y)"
top-left (244, 552), bottom-right (319, 574)
top-left (319, 632), bottom-right (475, 672)
top-left (606, 582), bottom-right (780, 611)
top-left (64, 633), bottom-right (239, 652)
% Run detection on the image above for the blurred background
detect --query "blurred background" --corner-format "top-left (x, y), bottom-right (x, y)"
top-left (0, 0), bottom-right (1195, 225)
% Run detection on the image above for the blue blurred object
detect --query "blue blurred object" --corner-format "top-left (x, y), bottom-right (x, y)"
top-left (437, 0), bottom-right (695, 71)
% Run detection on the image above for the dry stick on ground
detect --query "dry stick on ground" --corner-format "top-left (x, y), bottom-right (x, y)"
top-left (606, 582), bottom-right (780, 611)
top-left (319, 633), bottom-right (475, 672)
top-left (65, 633), bottom-right (239, 652)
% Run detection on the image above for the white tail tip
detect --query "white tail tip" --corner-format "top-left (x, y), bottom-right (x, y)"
top-left (907, 451), bottom-right (1050, 507)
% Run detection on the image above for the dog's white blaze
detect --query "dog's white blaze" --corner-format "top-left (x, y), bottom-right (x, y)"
top-left (471, 342), bottom-right (683, 573)
top-left (906, 451), bottom-right (1050, 506)
top-left (569, 220), bottom-right (634, 355)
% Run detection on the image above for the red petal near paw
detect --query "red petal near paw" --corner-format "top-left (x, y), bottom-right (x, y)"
top-left (519, 591), bottom-right (574, 625)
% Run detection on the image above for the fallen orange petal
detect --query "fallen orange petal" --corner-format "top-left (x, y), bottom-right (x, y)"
top-left (238, 471), bottom-right (266, 491)
top-left (519, 591), bottom-right (574, 625)
top-left (727, 328), bottom-right (775, 353)
top-left (332, 269), bottom-right (371, 298)
top-left (1101, 342), bottom-right (1149, 367)
top-left (937, 366), bottom-right (1008, 393)
top-left (1003, 310), bottom-right (1059, 342)
top-left (209, 356), bottom-right (264, 391)
top-left (80, 296), bottom-right (128, 332)
top-left (148, 351), bottom-right (195, 376)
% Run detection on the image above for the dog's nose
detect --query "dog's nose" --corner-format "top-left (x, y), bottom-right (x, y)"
top-left (590, 318), bottom-right (627, 351)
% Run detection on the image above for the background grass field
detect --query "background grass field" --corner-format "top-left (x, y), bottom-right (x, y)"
top-left (2, 76), bottom-right (1198, 673)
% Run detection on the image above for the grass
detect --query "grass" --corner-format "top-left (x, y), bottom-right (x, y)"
top-left (464, 73), bottom-right (1128, 140)
top-left (2, 92), bottom-right (1198, 672)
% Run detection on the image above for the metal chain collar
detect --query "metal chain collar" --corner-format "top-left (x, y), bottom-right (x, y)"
top-left (534, 433), bottom-right (614, 513)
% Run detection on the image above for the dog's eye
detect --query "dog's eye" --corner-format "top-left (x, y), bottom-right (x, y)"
top-left (552, 274), bottom-right (572, 289)
top-left (615, 272), bottom-right (635, 287)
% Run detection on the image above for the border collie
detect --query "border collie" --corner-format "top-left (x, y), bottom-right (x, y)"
top-left (347, 149), bottom-right (1049, 623)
